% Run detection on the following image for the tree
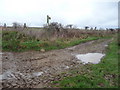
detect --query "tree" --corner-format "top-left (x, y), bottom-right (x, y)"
top-left (12, 22), bottom-right (22, 29)
top-left (49, 22), bottom-right (63, 32)
top-left (43, 22), bottom-right (64, 38)
top-left (23, 23), bottom-right (27, 28)
top-left (94, 27), bottom-right (97, 30)
top-left (109, 28), bottom-right (114, 31)
top-left (85, 26), bottom-right (89, 30)
top-left (66, 24), bottom-right (73, 29)
top-left (4, 23), bottom-right (6, 28)
top-left (90, 27), bottom-right (93, 30)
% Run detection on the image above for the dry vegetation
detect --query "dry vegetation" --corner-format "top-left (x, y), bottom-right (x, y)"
top-left (2, 24), bottom-right (115, 41)
top-left (2, 22), bottom-right (117, 52)
top-left (20, 28), bottom-right (115, 40)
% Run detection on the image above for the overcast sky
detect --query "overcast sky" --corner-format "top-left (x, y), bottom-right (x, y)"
top-left (0, 0), bottom-right (119, 29)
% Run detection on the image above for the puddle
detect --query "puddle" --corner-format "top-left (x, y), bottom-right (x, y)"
top-left (32, 72), bottom-right (43, 77)
top-left (2, 71), bottom-right (16, 80)
top-left (0, 70), bottom-right (44, 81)
top-left (0, 71), bottom-right (14, 80)
top-left (0, 52), bottom-right (3, 55)
top-left (76, 53), bottom-right (105, 64)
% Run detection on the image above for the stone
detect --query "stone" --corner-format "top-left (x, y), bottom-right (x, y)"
top-left (40, 49), bottom-right (45, 52)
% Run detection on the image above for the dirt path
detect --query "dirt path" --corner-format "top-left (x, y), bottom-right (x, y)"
top-left (1, 38), bottom-right (112, 88)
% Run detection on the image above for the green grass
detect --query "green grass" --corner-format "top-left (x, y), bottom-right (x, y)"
top-left (51, 35), bottom-right (119, 88)
top-left (2, 31), bottom-right (42, 51)
top-left (2, 31), bottom-right (106, 52)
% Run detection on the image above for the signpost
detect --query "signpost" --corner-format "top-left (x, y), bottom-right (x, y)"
top-left (47, 15), bottom-right (51, 26)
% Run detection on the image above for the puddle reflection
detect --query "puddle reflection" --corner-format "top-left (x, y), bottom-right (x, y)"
top-left (76, 53), bottom-right (105, 64)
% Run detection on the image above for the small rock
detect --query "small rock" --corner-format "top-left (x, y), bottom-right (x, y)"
top-left (65, 66), bottom-right (69, 69)
top-left (5, 56), bottom-right (8, 59)
top-left (98, 83), bottom-right (104, 87)
top-left (40, 49), bottom-right (45, 52)
top-left (43, 80), bottom-right (48, 83)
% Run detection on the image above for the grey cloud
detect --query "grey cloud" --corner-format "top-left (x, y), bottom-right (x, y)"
top-left (0, 0), bottom-right (118, 29)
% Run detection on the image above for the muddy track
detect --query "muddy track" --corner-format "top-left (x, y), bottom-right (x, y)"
top-left (1, 38), bottom-right (112, 88)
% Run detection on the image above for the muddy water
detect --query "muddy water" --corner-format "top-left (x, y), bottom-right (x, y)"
top-left (76, 53), bottom-right (105, 64)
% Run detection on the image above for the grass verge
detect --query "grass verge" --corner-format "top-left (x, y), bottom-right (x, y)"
top-left (2, 31), bottom-right (108, 52)
top-left (51, 35), bottom-right (118, 88)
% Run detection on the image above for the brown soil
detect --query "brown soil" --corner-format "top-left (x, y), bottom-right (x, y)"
top-left (1, 38), bottom-right (112, 88)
